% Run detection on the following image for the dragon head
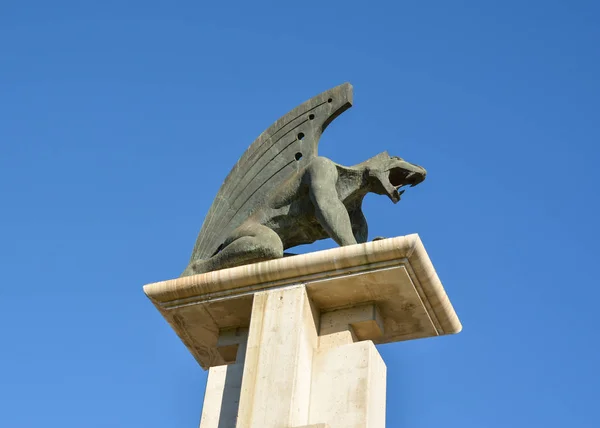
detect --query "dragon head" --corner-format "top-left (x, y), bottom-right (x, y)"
top-left (364, 152), bottom-right (427, 203)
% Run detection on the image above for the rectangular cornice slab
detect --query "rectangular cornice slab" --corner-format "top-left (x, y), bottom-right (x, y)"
top-left (144, 234), bottom-right (462, 369)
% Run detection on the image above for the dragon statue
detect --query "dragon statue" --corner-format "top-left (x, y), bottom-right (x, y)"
top-left (182, 83), bottom-right (426, 277)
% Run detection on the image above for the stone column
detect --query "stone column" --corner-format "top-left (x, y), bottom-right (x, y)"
top-left (144, 234), bottom-right (462, 428)
top-left (236, 285), bottom-right (318, 427)
top-left (199, 328), bottom-right (248, 428)
top-left (309, 305), bottom-right (387, 427)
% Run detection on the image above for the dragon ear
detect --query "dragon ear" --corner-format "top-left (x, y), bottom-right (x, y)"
top-left (361, 152), bottom-right (390, 168)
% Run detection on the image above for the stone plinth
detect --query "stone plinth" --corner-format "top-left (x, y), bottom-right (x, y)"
top-left (144, 234), bottom-right (461, 427)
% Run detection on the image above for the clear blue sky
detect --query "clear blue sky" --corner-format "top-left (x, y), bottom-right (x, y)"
top-left (1, 1), bottom-right (599, 427)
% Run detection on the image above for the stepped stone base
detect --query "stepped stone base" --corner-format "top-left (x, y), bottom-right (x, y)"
top-left (144, 234), bottom-right (461, 427)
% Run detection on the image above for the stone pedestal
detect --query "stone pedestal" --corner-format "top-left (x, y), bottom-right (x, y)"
top-left (144, 234), bottom-right (461, 428)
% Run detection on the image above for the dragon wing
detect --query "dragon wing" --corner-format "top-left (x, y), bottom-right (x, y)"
top-left (189, 83), bottom-right (354, 262)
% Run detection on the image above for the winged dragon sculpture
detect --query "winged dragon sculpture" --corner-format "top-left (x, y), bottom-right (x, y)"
top-left (182, 83), bottom-right (426, 277)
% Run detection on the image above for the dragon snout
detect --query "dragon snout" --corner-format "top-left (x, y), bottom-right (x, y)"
top-left (389, 162), bottom-right (427, 188)
top-left (405, 165), bottom-right (427, 187)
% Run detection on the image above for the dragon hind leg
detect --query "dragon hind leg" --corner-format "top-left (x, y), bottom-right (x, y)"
top-left (180, 223), bottom-right (283, 277)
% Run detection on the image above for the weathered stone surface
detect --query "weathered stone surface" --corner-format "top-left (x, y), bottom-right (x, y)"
top-left (181, 83), bottom-right (426, 276)
top-left (310, 340), bottom-right (386, 427)
top-left (236, 285), bottom-right (318, 427)
top-left (144, 234), bottom-right (461, 370)
top-left (200, 285), bottom-right (387, 428)
top-left (145, 235), bottom-right (462, 428)
top-left (319, 303), bottom-right (384, 349)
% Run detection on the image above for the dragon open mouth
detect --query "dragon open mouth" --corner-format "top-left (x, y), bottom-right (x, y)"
top-left (388, 168), bottom-right (425, 189)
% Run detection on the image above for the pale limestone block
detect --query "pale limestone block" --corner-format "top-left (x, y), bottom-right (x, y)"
top-left (319, 303), bottom-right (383, 349)
top-left (144, 234), bottom-right (461, 370)
top-left (199, 328), bottom-right (248, 428)
top-left (216, 327), bottom-right (248, 364)
top-left (144, 235), bottom-right (462, 427)
top-left (236, 285), bottom-right (319, 428)
top-left (199, 363), bottom-right (245, 428)
top-left (309, 340), bottom-right (386, 428)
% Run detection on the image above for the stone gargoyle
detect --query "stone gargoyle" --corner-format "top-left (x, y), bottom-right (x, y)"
top-left (182, 83), bottom-right (426, 277)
